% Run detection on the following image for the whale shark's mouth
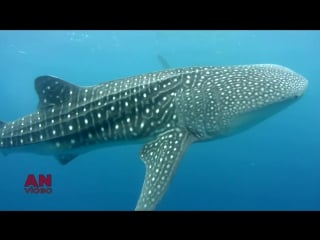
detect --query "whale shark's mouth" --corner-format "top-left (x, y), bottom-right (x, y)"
top-left (223, 94), bottom-right (302, 138)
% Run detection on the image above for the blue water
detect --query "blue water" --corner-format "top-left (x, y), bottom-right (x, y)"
top-left (0, 30), bottom-right (319, 210)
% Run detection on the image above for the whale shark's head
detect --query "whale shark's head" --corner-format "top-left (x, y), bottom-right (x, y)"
top-left (208, 64), bottom-right (308, 137)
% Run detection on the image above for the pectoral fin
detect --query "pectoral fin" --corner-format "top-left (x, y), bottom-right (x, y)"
top-left (135, 128), bottom-right (195, 211)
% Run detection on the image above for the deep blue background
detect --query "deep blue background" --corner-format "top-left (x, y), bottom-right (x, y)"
top-left (0, 30), bottom-right (318, 210)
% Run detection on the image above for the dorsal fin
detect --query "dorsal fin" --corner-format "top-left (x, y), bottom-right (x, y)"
top-left (35, 76), bottom-right (81, 109)
top-left (157, 55), bottom-right (171, 69)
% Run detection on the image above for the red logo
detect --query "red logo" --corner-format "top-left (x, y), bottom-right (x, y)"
top-left (24, 174), bottom-right (52, 194)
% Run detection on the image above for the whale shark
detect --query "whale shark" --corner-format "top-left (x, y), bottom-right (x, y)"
top-left (0, 64), bottom-right (308, 210)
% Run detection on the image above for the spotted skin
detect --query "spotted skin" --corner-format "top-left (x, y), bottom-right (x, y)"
top-left (0, 64), bottom-right (308, 210)
top-left (137, 127), bottom-right (195, 210)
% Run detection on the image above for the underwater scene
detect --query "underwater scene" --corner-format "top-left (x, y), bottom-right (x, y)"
top-left (0, 30), bottom-right (319, 210)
